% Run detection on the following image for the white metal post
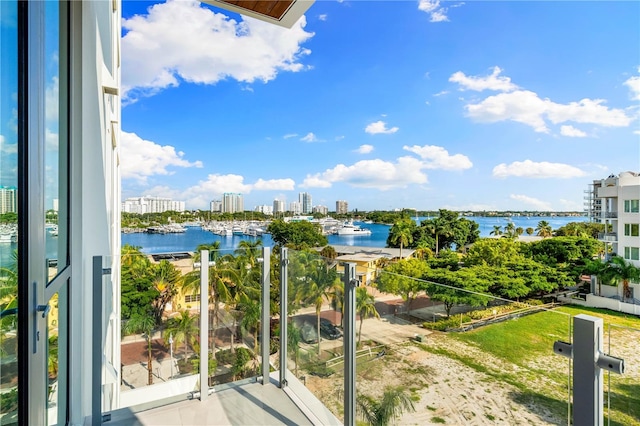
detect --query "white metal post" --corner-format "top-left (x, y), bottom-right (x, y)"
top-left (199, 250), bottom-right (209, 400)
top-left (279, 248), bottom-right (288, 387)
top-left (261, 247), bottom-right (271, 385)
top-left (344, 263), bottom-right (357, 426)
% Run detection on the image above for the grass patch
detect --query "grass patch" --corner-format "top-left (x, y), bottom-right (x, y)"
top-left (485, 413), bottom-right (496, 421)
top-left (431, 416), bottom-right (446, 424)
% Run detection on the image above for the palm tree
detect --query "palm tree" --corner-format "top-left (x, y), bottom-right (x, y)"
top-left (583, 259), bottom-right (614, 296)
top-left (319, 245), bottom-right (337, 260)
top-left (287, 321), bottom-right (302, 375)
top-left (504, 222), bottom-right (516, 239)
top-left (356, 386), bottom-right (416, 426)
top-left (182, 255), bottom-right (239, 357)
top-left (535, 220), bottom-right (553, 238)
top-left (607, 256), bottom-right (640, 302)
top-left (425, 217), bottom-right (452, 256)
top-left (356, 287), bottom-right (380, 347)
top-left (295, 258), bottom-right (338, 354)
top-left (525, 227), bottom-right (534, 235)
top-left (150, 260), bottom-right (182, 323)
top-left (164, 310), bottom-right (198, 358)
top-left (193, 241), bottom-right (221, 263)
top-left (388, 219), bottom-right (414, 260)
top-left (489, 225), bottom-right (502, 237)
top-left (124, 313), bottom-right (157, 385)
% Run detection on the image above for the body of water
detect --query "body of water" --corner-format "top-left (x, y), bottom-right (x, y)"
top-left (121, 216), bottom-right (589, 255)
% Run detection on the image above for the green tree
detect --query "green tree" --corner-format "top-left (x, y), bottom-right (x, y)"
top-left (193, 241), bottom-right (221, 263)
top-left (535, 220), bottom-right (553, 238)
top-left (464, 238), bottom-right (524, 267)
top-left (124, 313), bottom-right (157, 385)
top-left (525, 227), bottom-right (534, 235)
top-left (607, 256), bottom-right (640, 302)
top-left (387, 219), bottom-right (415, 259)
top-left (489, 225), bottom-right (502, 237)
top-left (356, 287), bottom-right (380, 346)
top-left (421, 268), bottom-right (490, 317)
top-left (295, 258), bottom-right (339, 354)
top-left (267, 219), bottom-right (328, 249)
top-left (120, 245), bottom-right (158, 321)
top-left (356, 386), bottom-right (416, 426)
top-left (150, 260), bottom-right (182, 324)
top-left (164, 310), bottom-right (198, 357)
top-left (376, 258), bottom-right (429, 312)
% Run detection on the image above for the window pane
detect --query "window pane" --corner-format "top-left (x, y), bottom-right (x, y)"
top-left (45, 0), bottom-right (68, 283)
top-left (0, 0), bottom-right (19, 423)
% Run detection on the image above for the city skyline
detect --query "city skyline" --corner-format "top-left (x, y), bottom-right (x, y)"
top-left (119, 1), bottom-right (639, 212)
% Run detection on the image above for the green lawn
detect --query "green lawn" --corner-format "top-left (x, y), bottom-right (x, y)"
top-left (431, 304), bottom-right (640, 426)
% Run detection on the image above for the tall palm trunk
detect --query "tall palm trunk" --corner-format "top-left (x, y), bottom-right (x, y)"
top-left (147, 337), bottom-right (153, 385)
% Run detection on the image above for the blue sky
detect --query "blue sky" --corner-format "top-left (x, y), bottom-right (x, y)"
top-left (119, 0), bottom-right (640, 212)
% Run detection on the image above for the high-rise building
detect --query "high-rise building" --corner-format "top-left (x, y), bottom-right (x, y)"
top-left (122, 196), bottom-right (185, 214)
top-left (289, 201), bottom-right (302, 215)
top-left (222, 193), bottom-right (244, 213)
top-left (299, 192), bottom-right (312, 214)
top-left (255, 205), bottom-right (273, 215)
top-left (273, 199), bottom-right (285, 214)
top-left (210, 199), bottom-right (222, 212)
top-left (313, 205), bottom-right (328, 215)
top-left (336, 200), bottom-right (348, 214)
top-left (0, 186), bottom-right (17, 214)
top-left (593, 171), bottom-right (640, 267)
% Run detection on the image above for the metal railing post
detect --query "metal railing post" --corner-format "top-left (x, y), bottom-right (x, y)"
top-left (554, 314), bottom-right (625, 425)
top-left (261, 247), bottom-right (271, 385)
top-left (92, 256), bottom-right (102, 425)
top-left (200, 250), bottom-right (209, 401)
top-left (343, 262), bottom-right (357, 426)
top-left (279, 247), bottom-right (288, 387)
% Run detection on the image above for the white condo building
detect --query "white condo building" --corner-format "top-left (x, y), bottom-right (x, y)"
top-left (592, 171), bottom-right (640, 266)
top-left (0, 187), bottom-right (17, 214)
top-left (255, 205), bottom-right (274, 215)
top-left (222, 192), bottom-right (244, 213)
top-left (299, 192), bottom-right (312, 214)
top-left (273, 199), bottom-right (285, 214)
top-left (289, 201), bottom-right (302, 215)
top-left (336, 199), bottom-right (348, 214)
top-left (122, 196), bottom-right (185, 214)
top-left (210, 199), bottom-right (222, 212)
top-left (313, 205), bottom-right (328, 215)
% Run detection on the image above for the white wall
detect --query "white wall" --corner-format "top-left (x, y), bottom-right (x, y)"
top-left (69, 1), bottom-right (121, 424)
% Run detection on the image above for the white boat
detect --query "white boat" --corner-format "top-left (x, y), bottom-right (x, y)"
top-left (336, 221), bottom-right (372, 236)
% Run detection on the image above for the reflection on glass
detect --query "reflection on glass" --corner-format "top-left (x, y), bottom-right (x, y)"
top-left (46, 293), bottom-right (60, 425)
top-left (606, 323), bottom-right (640, 426)
top-left (0, 0), bottom-right (19, 424)
top-left (44, 0), bottom-right (68, 282)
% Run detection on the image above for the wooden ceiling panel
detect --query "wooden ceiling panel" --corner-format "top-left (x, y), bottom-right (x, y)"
top-left (219, 0), bottom-right (294, 20)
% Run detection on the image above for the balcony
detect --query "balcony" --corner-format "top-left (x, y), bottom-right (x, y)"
top-left (596, 186), bottom-right (618, 198)
top-left (59, 247), bottom-right (640, 425)
top-left (598, 232), bottom-right (618, 242)
top-left (602, 212), bottom-right (618, 219)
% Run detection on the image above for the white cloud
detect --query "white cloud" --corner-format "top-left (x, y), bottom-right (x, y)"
top-left (559, 199), bottom-right (583, 211)
top-left (300, 132), bottom-right (319, 142)
top-left (493, 160), bottom-right (586, 179)
top-left (121, 0), bottom-right (314, 103)
top-left (449, 66), bottom-right (518, 92)
top-left (356, 144), bottom-right (374, 154)
top-left (433, 90), bottom-right (449, 97)
top-left (418, 0), bottom-right (452, 22)
top-left (283, 133), bottom-right (298, 139)
top-left (252, 178), bottom-right (295, 191)
top-left (45, 129), bottom-right (58, 150)
top-left (0, 135), bottom-right (16, 155)
top-left (45, 76), bottom-right (59, 124)
top-left (560, 125), bottom-right (587, 138)
top-left (465, 90), bottom-right (631, 133)
top-left (365, 120), bottom-right (399, 135)
top-left (634, 130), bottom-right (640, 135)
top-left (624, 73), bottom-right (640, 101)
top-left (403, 145), bottom-right (472, 170)
top-left (318, 14), bottom-right (328, 21)
top-left (509, 194), bottom-right (552, 211)
top-left (301, 156), bottom-right (428, 190)
top-left (120, 131), bottom-right (203, 183)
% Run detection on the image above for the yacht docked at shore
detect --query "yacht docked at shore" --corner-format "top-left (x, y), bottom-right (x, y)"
top-left (335, 221), bottom-right (372, 236)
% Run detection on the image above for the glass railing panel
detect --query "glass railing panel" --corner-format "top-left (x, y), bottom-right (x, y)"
top-left (285, 249), bottom-right (345, 417)
top-left (118, 248), bottom-right (201, 408)
top-left (207, 247), bottom-right (264, 387)
top-left (0, 0), bottom-right (19, 423)
top-left (606, 322), bottom-right (640, 426)
top-left (352, 266), bottom-right (573, 425)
